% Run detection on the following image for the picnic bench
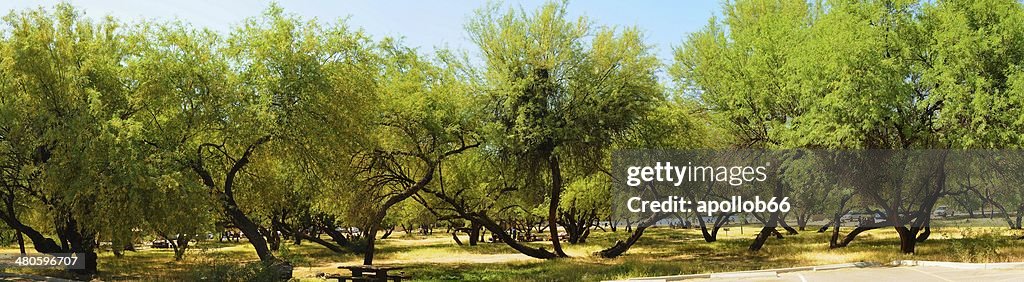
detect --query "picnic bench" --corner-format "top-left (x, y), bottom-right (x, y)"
top-left (326, 265), bottom-right (410, 282)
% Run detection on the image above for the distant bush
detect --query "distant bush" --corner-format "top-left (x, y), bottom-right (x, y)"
top-left (944, 228), bottom-right (1001, 263)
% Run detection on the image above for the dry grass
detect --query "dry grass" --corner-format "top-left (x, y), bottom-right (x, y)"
top-left (2, 225), bottom-right (1023, 281)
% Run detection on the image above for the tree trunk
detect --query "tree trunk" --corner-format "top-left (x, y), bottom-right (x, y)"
top-left (546, 154), bottom-right (568, 257)
top-left (837, 225), bottom-right (883, 247)
top-left (697, 213), bottom-right (733, 243)
top-left (282, 224), bottom-right (352, 253)
top-left (227, 205), bottom-right (276, 262)
top-left (363, 158), bottom-right (440, 265)
top-left (363, 218), bottom-right (382, 265)
top-left (323, 222), bottom-right (356, 251)
top-left (472, 213), bottom-right (557, 259)
top-left (16, 229), bottom-right (25, 254)
top-left (452, 231), bottom-right (464, 245)
top-left (829, 215), bottom-right (842, 248)
top-left (381, 226), bottom-right (394, 240)
top-left (696, 215), bottom-right (715, 242)
top-left (915, 225), bottom-right (931, 242)
top-left (750, 178), bottom-right (786, 252)
top-left (818, 220), bottom-right (832, 233)
top-left (895, 226), bottom-right (919, 254)
top-left (828, 195), bottom-right (854, 247)
top-left (263, 226), bottom-right (282, 252)
top-left (578, 225), bottom-right (592, 243)
top-left (597, 213), bottom-right (670, 258)
top-left (779, 219), bottom-right (799, 235)
top-left (468, 222), bottom-right (481, 246)
top-left (61, 218), bottom-right (98, 276)
top-left (191, 142), bottom-right (281, 267)
top-left (423, 187), bottom-right (557, 259)
top-left (1015, 206), bottom-right (1023, 229)
top-left (749, 212), bottom-right (778, 252)
top-left (173, 235), bottom-right (191, 261)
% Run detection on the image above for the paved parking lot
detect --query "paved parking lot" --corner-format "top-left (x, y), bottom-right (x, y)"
top-left (687, 265), bottom-right (1024, 282)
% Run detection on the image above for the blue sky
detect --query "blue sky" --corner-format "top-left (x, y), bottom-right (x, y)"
top-left (0, 1), bottom-right (721, 66)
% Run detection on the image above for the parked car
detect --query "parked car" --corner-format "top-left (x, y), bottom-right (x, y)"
top-left (933, 206), bottom-right (954, 218)
top-left (151, 239), bottom-right (170, 248)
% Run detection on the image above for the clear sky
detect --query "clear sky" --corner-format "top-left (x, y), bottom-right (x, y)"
top-left (0, 1), bottom-right (721, 66)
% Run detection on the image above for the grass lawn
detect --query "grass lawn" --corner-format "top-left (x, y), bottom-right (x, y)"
top-left (3, 224), bottom-right (1023, 281)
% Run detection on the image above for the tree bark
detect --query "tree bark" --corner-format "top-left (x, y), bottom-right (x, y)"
top-left (308, 232), bottom-right (350, 252)
top-left (16, 229), bottom-right (25, 254)
top-left (895, 226), bottom-right (919, 254)
top-left (829, 215), bottom-right (842, 248)
top-left (1016, 205), bottom-right (1023, 229)
top-left (697, 212), bottom-right (734, 243)
top-left (473, 212), bottom-right (557, 258)
top-left (0, 203), bottom-right (96, 275)
top-left (363, 162), bottom-right (437, 265)
top-left (779, 219), bottom-right (799, 235)
top-left (190, 136), bottom-right (281, 267)
top-left (597, 213), bottom-right (670, 258)
top-left (837, 225), bottom-right (883, 248)
top-left (380, 225), bottom-right (395, 240)
top-left (173, 235), bottom-right (191, 261)
top-left (749, 212), bottom-right (778, 251)
top-left (423, 187), bottom-right (557, 259)
top-left (818, 220), bottom-right (832, 233)
top-left (546, 154), bottom-right (568, 257)
top-left (915, 225), bottom-right (931, 242)
top-left (468, 222), bottom-right (481, 246)
top-left (696, 214), bottom-right (715, 242)
top-left (452, 231), bottom-right (464, 245)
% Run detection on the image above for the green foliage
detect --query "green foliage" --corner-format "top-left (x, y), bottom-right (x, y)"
top-left (469, 1), bottom-right (662, 165)
top-left (4, 0), bottom-right (1024, 275)
top-left (0, 2), bottom-right (148, 248)
top-left (673, 0), bottom-right (811, 148)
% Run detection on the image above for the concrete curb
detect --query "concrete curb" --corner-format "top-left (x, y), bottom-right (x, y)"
top-left (614, 261), bottom-right (878, 281)
top-left (710, 271), bottom-right (777, 279)
top-left (608, 261), bottom-right (1024, 282)
top-left (892, 260), bottom-right (1024, 270)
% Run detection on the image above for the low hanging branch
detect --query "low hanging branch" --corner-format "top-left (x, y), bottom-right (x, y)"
top-left (596, 211), bottom-right (672, 258)
top-left (358, 141), bottom-right (480, 265)
top-left (421, 186), bottom-right (559, 259)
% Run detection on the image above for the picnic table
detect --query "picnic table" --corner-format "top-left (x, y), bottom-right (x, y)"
top-left (328, 265), bottom-right (409, 282)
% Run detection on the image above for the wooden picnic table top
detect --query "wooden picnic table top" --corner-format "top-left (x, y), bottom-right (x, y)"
top-left (339, 265), bottom-right (405, 271)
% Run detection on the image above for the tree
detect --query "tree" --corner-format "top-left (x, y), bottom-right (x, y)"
top-left (558, 174), bottom-right (608, 244)
top-left (133, 6), bottom-right (377, 274)
top-left (145, 172), bottom-right (216, 260)
top-left (673, 0), bottom-right (813, 251)
top-left (677, 0), bottom-right (1024, 254)
top-left (352, 42), bottom-right (481, 265)
top-left (0, 4), bottom-right (146, 275)
top-left (790, 0), bottom-right (1024, 253)
top-left (468, 1), bottom-right (661, 258)
top-left (596, 98), bottom-right (720, 257)
top-left (422, 150), bottom-right (564, 259)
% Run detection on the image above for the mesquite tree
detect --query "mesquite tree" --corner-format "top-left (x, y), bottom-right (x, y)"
top-left (468, 1), bottom-right (661, 258)
top-left (0, 5), bottom-right (147, 275)
top-left (133, 6), bottom-right (377, 273)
